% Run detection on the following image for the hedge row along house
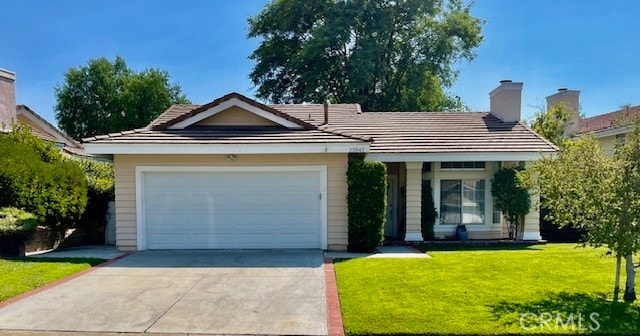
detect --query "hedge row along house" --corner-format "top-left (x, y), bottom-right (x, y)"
top-left (84, 80), bottom-right (558, 251)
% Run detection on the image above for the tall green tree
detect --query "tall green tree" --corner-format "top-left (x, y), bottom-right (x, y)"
top-left (55, 56), bottom-right (190, 140)
top-left (532, 133), bottom-right (640, 302)
top-left (248, 0), bottom-right (483, 111)
top-left (530, 103), bottom-right (579, 147)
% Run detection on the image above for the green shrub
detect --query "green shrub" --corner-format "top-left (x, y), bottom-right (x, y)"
top-left (0, 207), bottom-right (38, 257)
top-left (347, 159), bottom-right (387, 252)
top-left (6, 122), bottom-right (62, 163)
top-left (0, 136), bottom-right (87, 238)
top-left (73, 158), bottom-right (114, 241)
top-left (491, 167), bottom-right (531, 240)
top-left (421, 181), bottom-right (437, 240)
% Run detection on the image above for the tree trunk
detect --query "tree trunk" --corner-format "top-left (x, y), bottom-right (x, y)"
top-left (516, 215), bottom-right (525, 240)
top-left (614, 254), bottom-right (622, 301)
top-left (623, 254), bottom-right (636, 302)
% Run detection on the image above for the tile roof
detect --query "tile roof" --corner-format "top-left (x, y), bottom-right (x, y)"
top-left (321, 112), bottom-right (555, 153)
top-left (85, 97), bottom-right (557, 154)
top-left (272, 104), bottom-right (556, 153)
top-left (149, 92), bottom-right (314, 130)
top-left (577, 105), bottom-right (640, 135)
top-left (148, 104), bottom-right (200, 129)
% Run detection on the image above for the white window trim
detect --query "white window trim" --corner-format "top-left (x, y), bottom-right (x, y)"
top-left (440, 168), bottom-right (486, 172)
top-left (168, 98), bottom-right (304, 129)
top-left (439, 178), bottom-right (487, 226)
top-left (431, 164), bottom-right (497, 228)
top-left (440, 162), bottom-right (486, 171)
top-left (135, 165), bottom-right (328, 250)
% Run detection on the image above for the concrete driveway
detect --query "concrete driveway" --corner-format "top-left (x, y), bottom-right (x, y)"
top-left (0, 250), bottom-right (327, 335)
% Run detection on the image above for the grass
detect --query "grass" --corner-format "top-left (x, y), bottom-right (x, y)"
top-left (0, 257), bottom-right (105, 302)
top-left (334, 244), bottom-right (640, 335)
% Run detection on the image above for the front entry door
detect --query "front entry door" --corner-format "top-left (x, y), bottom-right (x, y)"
top-left (385, 176), bottom-right (398, 238)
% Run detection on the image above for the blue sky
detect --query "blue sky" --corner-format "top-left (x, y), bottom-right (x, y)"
top-left (1, 0), bottom-right (639, 127)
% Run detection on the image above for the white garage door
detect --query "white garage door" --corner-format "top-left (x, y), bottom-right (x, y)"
top-left (141, 168), bottom-right (323, 249)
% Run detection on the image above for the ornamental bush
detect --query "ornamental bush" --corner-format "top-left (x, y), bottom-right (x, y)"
top-left (0, 207), bottom-right (38, 257)
top-left (491, 167), bottom-right (531, 240)
top-left (347, 159), bottom-right (387, 252)
top-left (0, 136), bottom-right (87, 238)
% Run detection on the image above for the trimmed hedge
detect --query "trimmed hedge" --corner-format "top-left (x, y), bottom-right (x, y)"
top-left (0, 207), bottom-right (38, 257)
top-left (0, 136), bottom-right (87, 238)
top-left (347, 159), bottom-right (387, 252)
top-left (421, 181), bottom-right (437, 240)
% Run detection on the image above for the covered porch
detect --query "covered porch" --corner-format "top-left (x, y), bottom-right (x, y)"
top-left (382, 160), bottom-right (541, 242)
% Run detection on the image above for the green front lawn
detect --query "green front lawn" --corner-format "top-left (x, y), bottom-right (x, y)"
top-left (0, 257), bottom-right (105, 302)
top-left (334, 244), bottom-right (640, 335)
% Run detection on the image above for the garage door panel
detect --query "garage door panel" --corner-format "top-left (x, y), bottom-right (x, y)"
top-left (145, 192), bottom-right (189, 210)
top-left (143, 169), bottom-right (322, 249)
top-left (148, 234), bottom-right (188, 247)
top-left (147, 214), bottom-right (188, 228)
top-left (192, 234), bottom-right (234, 246)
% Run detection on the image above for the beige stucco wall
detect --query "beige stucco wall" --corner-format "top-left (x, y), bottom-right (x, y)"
top-left (598, 135), bottom-right (618, 156)
top-left (195, 106), bottom-right (279, 126)
top-left (113, 153), bottom-right (349, 251)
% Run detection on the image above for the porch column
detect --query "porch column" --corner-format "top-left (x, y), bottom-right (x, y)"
top-left (404, 162), bottom-right (423, 241)
top-left (522, 161), bottom-right (542, 240)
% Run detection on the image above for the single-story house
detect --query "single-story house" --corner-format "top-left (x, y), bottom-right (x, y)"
top-left (84, 80), bottom-right (557, 251)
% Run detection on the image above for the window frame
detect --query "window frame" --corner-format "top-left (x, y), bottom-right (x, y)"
top-left (439, 178), bottom-right (487, 226)
top-left (440, 161), bottom-right (486, 171)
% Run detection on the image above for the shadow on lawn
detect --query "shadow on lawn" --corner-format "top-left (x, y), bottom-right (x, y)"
top-left (489, 291), bottom-right (640, 334)
top-left (415, 244), bottom-right (539, 252)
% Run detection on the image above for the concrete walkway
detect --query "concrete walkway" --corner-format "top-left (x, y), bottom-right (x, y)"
top-left (325, 245), bottom-right (431, 259)
top-left (0, 250), bottom-right (327, 335)
top-left (27, 245), bottom-right (125, 260)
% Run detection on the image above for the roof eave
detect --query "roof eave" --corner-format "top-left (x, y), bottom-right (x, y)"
top-left (84, 142), bottom-right (370, 155)
top-left (365, 151), bottom-right (556, 162)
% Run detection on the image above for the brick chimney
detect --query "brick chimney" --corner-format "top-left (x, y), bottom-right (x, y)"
top-left (0, 68), bottom-right (17, 131)
top-left (546, 88), bottom-right (580, 136)
top-left (489, 80), bottom-right (523, 122)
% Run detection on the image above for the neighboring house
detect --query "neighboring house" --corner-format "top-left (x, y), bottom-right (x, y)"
top-left (0, 68), bottom-right (85, 156)
top-left (577, 105), bottom-right (639, 155)
top-left (16, 105), bottom-right (86, 156)
top-left (84, 80), bottom-right (557, 251)
top-left (546, 87), bottom-right (639, 155)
